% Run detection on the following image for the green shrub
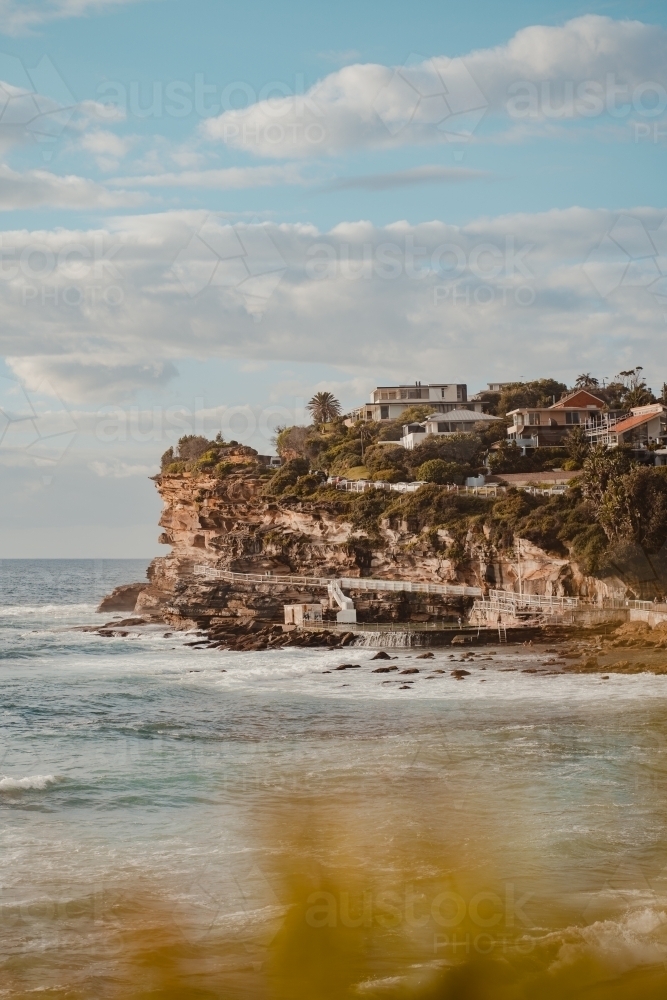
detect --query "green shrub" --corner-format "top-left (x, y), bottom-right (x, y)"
top-left (263, 458), bottom-right (310, 496)
top-left (372, 467), bottom-right (407, 483)
top-left (293, 473), bottom-right (323, 495)
top-left (192, 449), bottom-right (220, 472)
top-left (416, 459), bottom-right (467, 485)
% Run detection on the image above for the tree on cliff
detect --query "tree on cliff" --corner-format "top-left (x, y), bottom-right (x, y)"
top-left (307, 391), bottom-right (341, 425)
top-left (582, 446), bottom-right (667, 553)
top-left (563, 426), bottom-right (590, 469)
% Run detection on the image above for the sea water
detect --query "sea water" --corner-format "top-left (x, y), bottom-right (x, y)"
top-left (2, 559), bottom-right (667, 998)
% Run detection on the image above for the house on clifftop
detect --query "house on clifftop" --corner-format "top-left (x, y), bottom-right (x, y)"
top-left (506, 388), bottom-right (609, 451)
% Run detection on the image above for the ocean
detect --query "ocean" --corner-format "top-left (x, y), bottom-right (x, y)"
top-left (2, 559), bottom-right (667, 998)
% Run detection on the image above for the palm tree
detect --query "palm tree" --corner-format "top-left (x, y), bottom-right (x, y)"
top-left (575, 373), bottom-right (599, 388)
top-left (307, 391), bottom-right (341, 425)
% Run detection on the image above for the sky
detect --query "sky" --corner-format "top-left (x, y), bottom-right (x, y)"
top-left (0, 0), bottom-right (666, 556)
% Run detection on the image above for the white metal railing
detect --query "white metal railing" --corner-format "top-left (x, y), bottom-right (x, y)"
top-left (488, 589), bottom-right (579, 610)
top-left (604, 598), bottom-right (667, 613)
top-left (329, 478), bottom-right (427, 494)
top-left (338, 577), bottom-right (480, 597)
top-left (195, 566), bottom-right (326, 587)
top-left (327, 580), bottom-right (355, 611)
top-left (327, 479), bottom-right (570, 498)
top-left (194, 565), bottom-right (482, 598)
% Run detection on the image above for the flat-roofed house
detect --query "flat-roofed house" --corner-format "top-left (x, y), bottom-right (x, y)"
top-left (401, 409), bottom-right (502, 449)
top-left (506, 389), bottom-right (607, 451)
top-left (352, 382), bottom-right (485, 423)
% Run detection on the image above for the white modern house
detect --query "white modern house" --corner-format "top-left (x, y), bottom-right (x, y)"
top-left (470, 381), bottom-right (514, 400)
top-left (401, 410), bottom-right (502, 449)
top-left (351, 382), bottom-right (485, 423)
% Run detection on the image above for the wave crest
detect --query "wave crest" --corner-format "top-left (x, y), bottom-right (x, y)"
top-left (0, 774), bottom-right (60, 791)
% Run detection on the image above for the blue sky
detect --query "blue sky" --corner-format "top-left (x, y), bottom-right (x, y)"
top-left (1, 0), bottom-right (666, 554)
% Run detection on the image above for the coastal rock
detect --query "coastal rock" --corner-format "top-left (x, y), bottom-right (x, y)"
top-left (97, 583), bottom-right (148, 612)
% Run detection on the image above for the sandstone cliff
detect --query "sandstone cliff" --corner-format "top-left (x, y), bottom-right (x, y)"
top-left (133, 471), bottom-right (623, 627)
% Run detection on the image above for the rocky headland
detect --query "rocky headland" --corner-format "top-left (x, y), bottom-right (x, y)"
top-left (96, 439), bottom-right (653, 651)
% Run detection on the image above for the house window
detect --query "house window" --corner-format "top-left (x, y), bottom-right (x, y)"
top-left (565, 412), bottom-right (580, 424)
top-left (456, 386), bottom-right (463, 400)
top-left (441, 387), bottom-right (447, 397)
top-left (380, 406), bottom-right (389, 420)
top-left (366, 410), bottom-right (373, 420)
top-left (408, 389), bottom-right (421, 399)
top-left (528, 413), bottom-right (540, 425)
top-left (513, 414), bottom-right (523, 425)
top-left (437, 423), bottom-right (449, 433)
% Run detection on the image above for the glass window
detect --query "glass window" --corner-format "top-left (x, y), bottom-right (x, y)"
top-left (380, 406), bottom-right (389, 420)
top-left (528, 413), bottom-right (540, 425)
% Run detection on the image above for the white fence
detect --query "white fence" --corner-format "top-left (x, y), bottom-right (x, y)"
top-left (488, 589), bottom-right (579, 610)
top-left (328, 478), bottom-right (569, 498)
top-left (194, 565), bottom-right (482, 598)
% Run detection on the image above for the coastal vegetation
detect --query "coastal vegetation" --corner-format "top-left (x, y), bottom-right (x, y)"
top-left (155, 368), bottom-right (667, 594)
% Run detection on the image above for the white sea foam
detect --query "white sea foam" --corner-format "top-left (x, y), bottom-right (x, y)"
top-left (549, 906), bottom-right (667, 977)
top-left (0, 603), bottom-right (97, 618)
top-left (0, 774), bottom-right (59, 791)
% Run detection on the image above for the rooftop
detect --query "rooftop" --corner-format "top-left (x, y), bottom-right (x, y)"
top-left (424, 410), bottom-right (501, 422)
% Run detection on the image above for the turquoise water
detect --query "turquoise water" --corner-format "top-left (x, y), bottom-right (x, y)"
top-left (2, 561), bottom-right (667, 996)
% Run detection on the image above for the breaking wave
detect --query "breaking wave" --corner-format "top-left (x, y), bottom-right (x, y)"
top-left (0, 774), bottom-right (60, 791)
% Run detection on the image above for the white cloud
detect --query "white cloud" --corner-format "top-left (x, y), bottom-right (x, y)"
top-left (203, 16), bottom-right (667, 157)
top-left (0, 0), bottom-right (146, 35)
top-left (0, 206), bottom-right (666, 402)
top-left (112, 162), bottom-right (307, 189)
top-left (89, 459), bottom-right (157, 477)
top-left (0, 164), bottom-right (144, 208)
top-left (8, 357), bottom-right (179, 402)
top-left (79, 128), bottom-right (133, 170)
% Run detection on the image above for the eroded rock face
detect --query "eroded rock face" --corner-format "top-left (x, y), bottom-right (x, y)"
top-left (131, 472), bottom-right (622, 624)
top-left (97, 582), bottom-right (148, 613)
